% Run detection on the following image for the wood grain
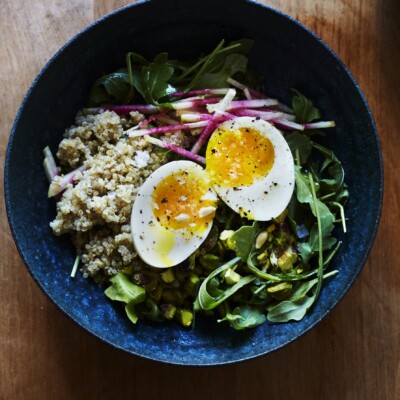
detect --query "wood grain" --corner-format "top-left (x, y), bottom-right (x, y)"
top-left (1, 1), bottom-right (398, 399)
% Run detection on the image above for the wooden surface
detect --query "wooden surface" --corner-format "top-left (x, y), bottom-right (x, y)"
top-left (1, 1), bottom-right (399, 399)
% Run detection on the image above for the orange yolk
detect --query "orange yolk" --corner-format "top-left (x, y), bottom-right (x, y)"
top-left (152, 171), bottom-right (216, 233)
top-left (206, 126), bottom-right (275, 187)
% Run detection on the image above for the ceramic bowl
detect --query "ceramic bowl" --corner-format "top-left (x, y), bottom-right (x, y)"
top-left (5, 0), bottom-right (383, 365)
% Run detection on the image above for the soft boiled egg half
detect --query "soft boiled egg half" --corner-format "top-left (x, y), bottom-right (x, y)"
top-left (205, 117), bottom-right (295, 221)
top-left (131, 116), bottom-right (295, 268)
top-left (131, 160), bottom-right (217, 268)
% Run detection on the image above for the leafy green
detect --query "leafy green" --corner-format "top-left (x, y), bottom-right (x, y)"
top-left (292, 89), bottom-right (321, 123)
top-left (194, 257), bottom-right (255, 311)
top-left (267, 271), bottom-right (338, 322)
top-left (88, 70), bottom-right (132, 106)
top-left (227, 222), bottom-right (258, 262)
top-left (105, 273), bottom-right (146, 324)
top-left (285, 131), bottom-right (312, 165)
top-left (195, 54), bottom-right (248, 89)
top-left (125, 302), bottom-right (139, 324)
top-left (219, 305), bottom-right (267, 330)
top-left (127, 52), bottom-right (175, 106)
top-left (105, 272), bottom-right (146, 304)
top-left (294, 166), bottom-right (336, 263)
top-left (88, 39), bottom-right (254, 106)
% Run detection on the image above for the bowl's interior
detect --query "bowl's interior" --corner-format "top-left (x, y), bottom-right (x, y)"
top-left (5, 0), bottom-right (382, 365)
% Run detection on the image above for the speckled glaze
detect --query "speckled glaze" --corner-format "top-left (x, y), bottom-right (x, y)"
top-left (4, 0), bottom-right (383, 366)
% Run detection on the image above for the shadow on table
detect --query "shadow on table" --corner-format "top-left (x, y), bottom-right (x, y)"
top-left (42, 284), bottom-right (368, 400)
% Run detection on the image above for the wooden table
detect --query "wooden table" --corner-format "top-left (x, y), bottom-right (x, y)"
top-left (1, 1), bottom-right (398, 399)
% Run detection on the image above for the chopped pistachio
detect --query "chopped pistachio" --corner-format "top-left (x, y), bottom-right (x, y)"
top-left (224, 268), bottom-right (241, 284)
top-left (277, 251), bottom-right (296, 271)
top-left (274, 209), bottom-right (288, 223)
top-left (199, 253), bottom-right (220, 270)
top-left (161, 289), bottom-right (184, 305)
top-left (161, 269), bottom-right (175, 283)
top-left (176, 309), bottom-right (193, 327)
top-left (160, 304), bottom-right (177, 320)
top-left (219, 230), bottom-right (235, 241)
top-left (198, 206), bottom-right (217, 218)
top-left (257, 250), bottom-right (269, 262)
top-left (183, 273), bottom-right (200, 296)
top-left (255, 231), bottom-right (268, 249)
top-left (149, 285), bottom-right (163, 302)
top-left (174, 213), bottom-right (190, 222)
top-left (267, 282), bottom-right (293, 300)
top-left (267, 224), bottom-right (276, 233)
top-left (270, 251), bottom-right (278, 266)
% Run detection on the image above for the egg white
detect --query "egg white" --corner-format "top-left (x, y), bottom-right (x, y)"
top-left (131, 160), bottom-right (217, 268)
top-left (206, 117), bottom-right (295, 221)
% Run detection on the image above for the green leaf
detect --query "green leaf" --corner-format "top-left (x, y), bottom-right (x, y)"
top-left (292, 89), bottom-right (321, 123)
top-left (228, 222), bottom-right (258, 262)
top-left (294, 166), bottom-right (313, 204)
top-left (104, 272), bottom-right (146, 304)
top-left (140, 62), bottom-right (174, 106)
top-left (267, 295), bottom-right (315, 322)
top-left (88, 70), bottom-right (132, 106)
top-left (285, 132), bottom-right (312, 165)
top-left (125, 302), bottom-right (139, 324)
top-left (219, 305), bottom-right (267, 330)
top-left (267, 270), bottom-right (338, 322)
top-left (195, 54), bottom-right (248, 89)
top-left (194, 257), bottom-right (255, 311)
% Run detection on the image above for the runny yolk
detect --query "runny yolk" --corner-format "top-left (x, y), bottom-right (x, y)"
top-left (205, 126), bottom-right (275, 187)
top-left (152, 171), bottom-right (216, 234)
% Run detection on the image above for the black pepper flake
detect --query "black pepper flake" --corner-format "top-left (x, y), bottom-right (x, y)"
top-left (255, 116), bottom-right (260, 120)
top-left (161, 197), bottom-right (168, 203)
top-left (139, 209), bottom-right (143, 214)
top-left (156, 217), bottom-right (160, 222)
top-left (211, 148), bottom-right (217, 154)
top-left (264, 191), bottom-right (269, 194)
top-left (233, 187), bottom-right (241, 191)
top-left (167, 216), bottom-right (170, 221)
top-left (139, 235), bottom-right (144, 240)
top-left (273, 182), bottom-right (278, 186)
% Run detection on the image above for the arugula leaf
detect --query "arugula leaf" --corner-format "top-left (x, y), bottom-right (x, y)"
top-left (294, 166), bottom-right (336, 263)
top-left (285, 131), bottom-right (312, 165)
top-left (219, 305), bottom-right (267, 330)
top-left (195, 54), bottom-right (248, 89)
top-left (105, 272), bottom-right (146, 325)
top-left (125, 302), bottom-right (139, 324)
top-left (292, 89), bottom-right (321, 123)
top-left (194, 257), bottom-right (255, 311)
top-left (88, 70), bottom-right (132, 106)
top-left (267, 270), bottom-right (338, 322)
top-left (105, 272), bottom-right (146, 304)
top-left (228, 222), bottom-right (258, 262)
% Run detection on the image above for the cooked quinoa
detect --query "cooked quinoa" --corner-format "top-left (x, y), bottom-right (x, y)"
top-left (49, 110), bottom-right (181, 280)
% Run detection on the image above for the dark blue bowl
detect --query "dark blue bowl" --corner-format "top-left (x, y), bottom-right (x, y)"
top-left (5, 0), bottom-right (383, 365)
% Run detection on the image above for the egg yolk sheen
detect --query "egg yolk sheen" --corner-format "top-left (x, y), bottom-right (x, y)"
top-left (206, 126), bottom-right (275, 187)
top-left (152, 171), bottom-right (216, 234)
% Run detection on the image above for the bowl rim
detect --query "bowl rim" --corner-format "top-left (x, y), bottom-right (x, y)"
top-left (4, 0), bottom-right (384, 366)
